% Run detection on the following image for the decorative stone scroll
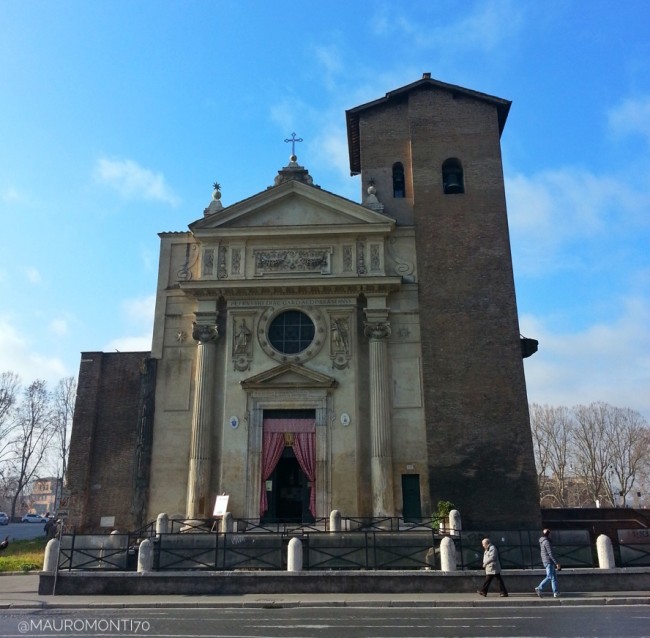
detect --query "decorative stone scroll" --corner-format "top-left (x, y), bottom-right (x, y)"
top-left (177, 243), bottom-right (199, 282)
top-left (254, 248), bottom-right (332, 276)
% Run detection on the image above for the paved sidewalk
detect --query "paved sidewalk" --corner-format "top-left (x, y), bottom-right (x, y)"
top-left (1, 575), bottom-right (649, 609)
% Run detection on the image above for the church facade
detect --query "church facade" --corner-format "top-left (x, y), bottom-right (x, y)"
top-left (66, 74), bottom-right (540, 532)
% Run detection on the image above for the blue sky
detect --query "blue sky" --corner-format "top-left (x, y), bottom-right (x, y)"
top-left (1, 1), bottom-right (649, 419)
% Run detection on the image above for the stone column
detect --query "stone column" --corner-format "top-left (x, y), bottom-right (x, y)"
top-left (364, 317), bottom-right (394, 517)
top-left (186, 320), bottom-right (219, 520)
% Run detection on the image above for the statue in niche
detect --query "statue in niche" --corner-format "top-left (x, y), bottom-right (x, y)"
top-left (234, 319), bottom-right (252, 354)
top-left (331, 318), bottom-right (350, 354)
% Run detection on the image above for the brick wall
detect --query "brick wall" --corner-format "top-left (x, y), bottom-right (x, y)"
top-left (66, 352), bottom-right (153, 532)
top-left (356, 82), bottom-right (541, 529)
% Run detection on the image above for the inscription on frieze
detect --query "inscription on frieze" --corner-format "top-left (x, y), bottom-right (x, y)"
top-left (230, 298), bottom-right (356, 308)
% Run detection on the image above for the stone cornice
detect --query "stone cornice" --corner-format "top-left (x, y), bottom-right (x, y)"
top-left (179, 276), bottom-right (403, 299)
top-left (191, 222), bottom-right (394, 240)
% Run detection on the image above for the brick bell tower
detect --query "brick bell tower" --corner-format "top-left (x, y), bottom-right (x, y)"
top-left (346, 74), bottom-right (541, 529)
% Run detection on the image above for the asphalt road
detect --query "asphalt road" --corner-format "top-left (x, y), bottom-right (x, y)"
top-left (1, 606), bottom-right (649, 637)
top-left (0, 521), bottom-right (47, 542)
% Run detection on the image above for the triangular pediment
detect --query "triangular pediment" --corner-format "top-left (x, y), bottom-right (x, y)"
top-left (241, 362), bottom-right (338, 390)
top-left (190, 179), bottom-right (394, 236)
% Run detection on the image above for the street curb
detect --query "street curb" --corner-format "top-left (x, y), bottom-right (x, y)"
top-left (1, 597), bottom-right (649, 610)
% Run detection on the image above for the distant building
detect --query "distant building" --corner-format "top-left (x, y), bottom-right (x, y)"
top-left (67, 75), bottom-right (540, 532)
top-left (30, 477), bottom-right (61, 516)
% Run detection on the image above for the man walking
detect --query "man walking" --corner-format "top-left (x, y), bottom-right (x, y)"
top-left (535, 528), bottom-right (561, 598)
top-left (477, 537), bottom-right (508, 597)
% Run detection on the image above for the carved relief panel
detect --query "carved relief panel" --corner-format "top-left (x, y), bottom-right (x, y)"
top-left (253, 247), bottom-right (333, 277)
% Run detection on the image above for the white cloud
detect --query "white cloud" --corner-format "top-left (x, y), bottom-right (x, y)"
top-left (521, 296), bottom-right (650, 420)
top-left (0, 316), bottom-right (68, 384)
top-left (94, 158), bottom-right (180, 206)
top-left (312, 124), bottom-right (351, 181)
top-left (269, 99), bottom-right (306, 137)
top-left (123, 295), bottom-right (156, 325)
top-left (506, 167), bottom-right (648, 276)
top-left (101, 295), bottom-right (155, 354)
top-left (25, 267), bottom-right (42, 284)
top-left (313, 43), bottom-right (344, 91)
top-left (371, 0), bottom-right (524, 52)
top-left (608, 96), bottom-right (650, 144)
top-left (1, 187), bottom-right (21, 203)
top-left (104, 335), bottom-right (152, 353)
top-left (49, 318), bottom-right (69, 337)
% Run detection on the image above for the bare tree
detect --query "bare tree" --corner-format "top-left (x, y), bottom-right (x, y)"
top-left (51, 376), bottom-right (76, 509)
top-left (603, 407), bottom-right (650, 506)
top-left (6, 380), bottom-right (56, 518)
top-left (0, 372), bottom-right (21, 465)
top-left (530, 404), bottom-right (574, 506)
top-left (571, 402), bottom-right (614, 506)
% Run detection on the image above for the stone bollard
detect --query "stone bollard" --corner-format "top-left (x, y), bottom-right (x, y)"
top-left (156, 513), bottom-right (169, 535)
top-left (449, 510), bottom-right (462, 537)
top-left (440, 536), bottom-right (457, 571)
top-left (137, 538), bottom-right (154, 572)
top-left (329, 510), bottom-right (341, 533)
top-left (43, 538), bottom-right (60, 572)
top-left (596, 534), bottom-right (616, 569)
top-left (221, 512), bottom-right (233, 533)
top-left (99, 530), bottom-right (121, 568)
top-left (287, 537), bottom-right (303, 572)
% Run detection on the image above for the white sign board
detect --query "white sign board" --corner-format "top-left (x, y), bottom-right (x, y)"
top-left (213, 494), bottom-right (229, 517)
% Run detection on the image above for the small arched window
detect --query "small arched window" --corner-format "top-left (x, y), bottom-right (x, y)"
top-left (392, 162), bottom-right (405, 198)
top-left (442, 158), bottom-right (464, 194)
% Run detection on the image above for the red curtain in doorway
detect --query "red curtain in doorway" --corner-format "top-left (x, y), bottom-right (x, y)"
top-left (293, 431), bottom-right (316, 516)
top-left (260, 419), bottom-right (316, 517)
top-left (260, 431), bottom-right (285, 517)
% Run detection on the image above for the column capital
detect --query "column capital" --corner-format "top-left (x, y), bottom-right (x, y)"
top-left (192, 322), bottom-right (219, 344)
top-left (364, 321), bottom-right (391, 341)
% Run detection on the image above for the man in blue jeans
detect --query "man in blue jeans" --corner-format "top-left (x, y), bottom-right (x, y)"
top-left (535, 528), bottom-right (561, 598)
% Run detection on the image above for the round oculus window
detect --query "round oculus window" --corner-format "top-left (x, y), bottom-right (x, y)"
top-left (267, 310), bottom-right (315, 354)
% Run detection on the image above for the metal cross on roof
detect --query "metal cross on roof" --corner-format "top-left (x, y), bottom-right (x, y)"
top-left (284, 132), bottom-right (303, 156)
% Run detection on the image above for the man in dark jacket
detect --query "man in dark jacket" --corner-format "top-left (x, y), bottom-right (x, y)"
top-left (535, 528), bottom-right (561, 597)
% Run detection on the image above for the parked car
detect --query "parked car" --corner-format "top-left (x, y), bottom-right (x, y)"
top-left (21, 513), bottom-right (46, 523)
top-left (0, 512), bottom-right (8, 525)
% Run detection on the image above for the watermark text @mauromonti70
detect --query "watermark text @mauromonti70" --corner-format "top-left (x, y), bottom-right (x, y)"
top-left (17, 617), bottom-right (152, 634)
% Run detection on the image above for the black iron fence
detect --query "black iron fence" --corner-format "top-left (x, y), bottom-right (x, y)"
top-left (618, 528), bottom-right (650, 567)
top-left (58, 534), bottom-right (133, 571)
top-left (56, 524), bottom-right (611, 572)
